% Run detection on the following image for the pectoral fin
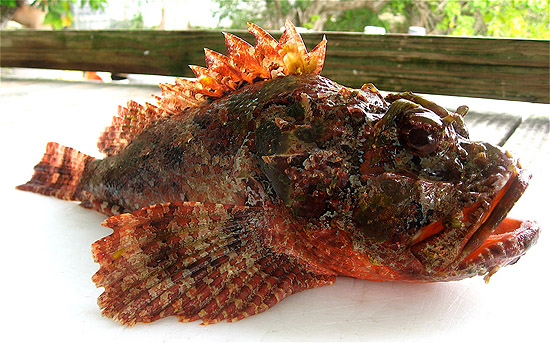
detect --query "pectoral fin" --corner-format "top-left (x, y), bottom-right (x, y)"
top-left (92, 202), bottom-right (335, 325)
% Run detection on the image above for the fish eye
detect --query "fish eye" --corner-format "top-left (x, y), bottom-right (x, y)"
top-left (399, 112), bottom-right (443, 155)
top-left (408, 128), bottom-right (436, 150)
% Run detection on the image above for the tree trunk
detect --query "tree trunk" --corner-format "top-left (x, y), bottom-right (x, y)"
top-left (0, 0), bottom-right (26, 28)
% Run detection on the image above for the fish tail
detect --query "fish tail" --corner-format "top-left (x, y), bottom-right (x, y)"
top-left (16, 142), bottom-right (95, 201)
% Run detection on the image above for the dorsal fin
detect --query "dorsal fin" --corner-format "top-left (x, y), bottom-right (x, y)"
top-left (97, 20), bottom-right (327, 156)
top-left (98, 100), bottom-right (163, 156)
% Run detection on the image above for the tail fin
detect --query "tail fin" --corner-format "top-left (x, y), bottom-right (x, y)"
top-left (17, 142), bottom-right (95, 201)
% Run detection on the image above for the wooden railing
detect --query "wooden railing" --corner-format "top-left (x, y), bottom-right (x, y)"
top-left (1, 29), bottom-right (549, 103)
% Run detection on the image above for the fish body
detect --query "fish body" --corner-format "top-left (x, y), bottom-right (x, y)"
top-left (18, 21), bottom-right (539, 325)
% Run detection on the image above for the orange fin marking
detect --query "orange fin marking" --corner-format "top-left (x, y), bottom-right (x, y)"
top-left (304, 35), bottom-right (327, 74)
top-left (203, 48), bottom-right (243, 90)
top-left (177, 72), bottom-right (224, 98)
top-left (246, 22), bottom-right (284, 77)
top-left (223, 32), bottom-right (266, 83)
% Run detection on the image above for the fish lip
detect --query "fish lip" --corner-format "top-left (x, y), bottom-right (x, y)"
top-left (457, 166), bottom-right (535, 265)
top-left (457, 218), bottom-right (540, 281)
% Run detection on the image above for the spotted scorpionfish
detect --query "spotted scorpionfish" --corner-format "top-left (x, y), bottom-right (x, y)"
top-left (18, 21), bottom-right (540, 325)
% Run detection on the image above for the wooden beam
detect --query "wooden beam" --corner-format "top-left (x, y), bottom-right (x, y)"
top-left (1, 29), bottom-right (548, 103)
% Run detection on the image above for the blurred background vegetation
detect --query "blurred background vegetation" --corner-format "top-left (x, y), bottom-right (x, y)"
top-left (1, 0), bottom-right (548, 38)
top-left (214, 0), bottom-right (549, 38)
top-left (1, 0), bottom-right (107, 28)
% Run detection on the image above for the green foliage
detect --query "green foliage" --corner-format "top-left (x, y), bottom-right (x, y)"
top-left (214, 0), bottom-right (313, 29)
top-left (323, 7), bottom-right (384, 32)
top-left (212, 0), bottom-right (550, 38)
top-left (29, 0), bottom-right (107, 29)
top-left (213, 0), bottom-right (258, 29)
top-left (437, 0), bottom-right (549, 38)
top-left (0, 0), bottom-right (20, 7)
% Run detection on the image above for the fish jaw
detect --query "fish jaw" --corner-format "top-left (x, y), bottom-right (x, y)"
top-left (450, 167), bottom-right (540, 281)
top-left (408, 166), bottom-right (540, 282)
top-left (458, 218), bottom-right (540, 282)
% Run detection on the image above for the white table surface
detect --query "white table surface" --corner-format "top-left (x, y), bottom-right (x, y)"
top-left (1, 78), bottom-right (548, 342)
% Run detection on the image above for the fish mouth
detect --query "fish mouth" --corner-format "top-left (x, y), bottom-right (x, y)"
top-left (459, 218), bottom-right (539, 281)
top-left (455, 167), bottom-right (540, 280)
top-left (407, 163), bottom-right (539, 281)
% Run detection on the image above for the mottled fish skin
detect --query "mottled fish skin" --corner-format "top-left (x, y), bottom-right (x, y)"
top-left (80, 74), bottom-right (386, 212)
top-left (17, 20), bottom-right (540, 326)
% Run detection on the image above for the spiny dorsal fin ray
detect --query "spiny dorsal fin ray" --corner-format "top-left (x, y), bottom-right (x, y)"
top-left (97, 100), bottom-right (163, 156)
top-left (223, 31), bottom-right (267, 82)
top-left (97, 20), bottom-right (327, 156)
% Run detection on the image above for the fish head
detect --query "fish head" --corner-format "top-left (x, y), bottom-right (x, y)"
top-left (349, 93), bottom-right (540, 281)
top-left (252, 75), bottom-right (538, 282)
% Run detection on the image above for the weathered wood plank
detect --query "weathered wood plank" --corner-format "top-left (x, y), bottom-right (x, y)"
top-left (503, 115), bottom-right (550, 171)
top-left (464, 111), bottom-right (522, 147)
top-left (1, 30), bottom-right (549, 103)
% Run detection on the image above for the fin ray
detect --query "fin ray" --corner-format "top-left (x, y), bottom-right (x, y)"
top-left (97, 100), bottom-right (162, 156)
top-left (16, 142), bottom-right (94, 200)
top-left (92, 202), bottom-right (335, 325)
